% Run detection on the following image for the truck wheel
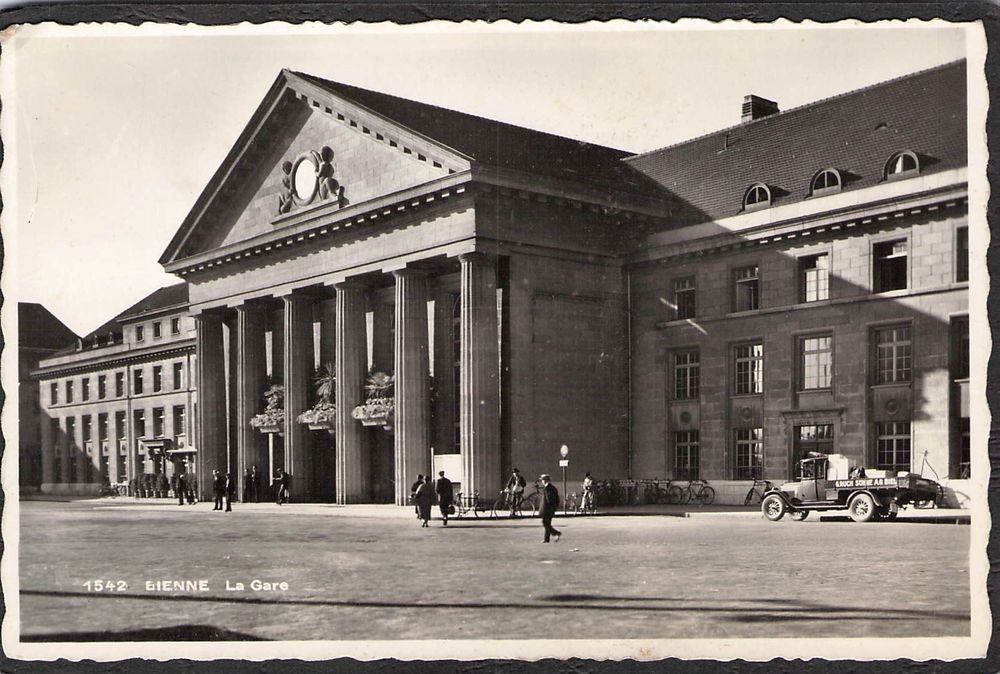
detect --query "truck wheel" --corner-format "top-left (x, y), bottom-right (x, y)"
top-left (762, 495), bottom-right (786, 521)
top-left (848, 493), bottom-right (877, 523)
top-left (790, 510), bottom-right (809, 521)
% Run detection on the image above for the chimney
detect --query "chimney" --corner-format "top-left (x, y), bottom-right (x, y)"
top-left (742, 95), bottom-right (779, 123)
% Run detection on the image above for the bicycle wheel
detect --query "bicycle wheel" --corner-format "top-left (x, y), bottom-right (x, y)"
top-left (678, 487), bottom-right (693, 505)
top-left (666, 485), bottom-right (684, 505)
top-left (696, 486), bottom-right (715, 505)
top-left (491, 494), bottom-right (509, 519)
top-left (743, 487), bottom-right (755, 507)
top-left (521, 493), bottom-right (539, 517)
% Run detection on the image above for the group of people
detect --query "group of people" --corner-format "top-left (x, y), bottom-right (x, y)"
top-left (411, 467), bottom-right (576, 543)
top-left (209, 466), bottom-right (293, 512)
top-left (172, 472), bottom-right (197, 505)
top-left (410, 471), bottom-right (454, 527)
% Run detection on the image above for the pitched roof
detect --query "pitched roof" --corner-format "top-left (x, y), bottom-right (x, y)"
top-left (117, 283), bottom-right (189, 320)
top-left (18, 303), bottom-right (79, 351)
top-left (624, 60), bottom-right (967, 223)
top-left (293, 72), bottom-right (659, 196)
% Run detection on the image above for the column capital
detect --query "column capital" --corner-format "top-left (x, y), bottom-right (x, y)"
top-left (459, 251), bottom-right (497, 265)
top-left (392, 266), bottom-right (433, 281)
top-left (333, 280), bottom-right (368, 291)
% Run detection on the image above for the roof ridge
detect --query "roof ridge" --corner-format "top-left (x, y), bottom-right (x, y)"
top-left (625, 58), bottom-right (966, 163)
top-left (290, 71), bottom-right (631, 156)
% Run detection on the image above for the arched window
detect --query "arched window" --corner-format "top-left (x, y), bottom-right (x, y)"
top-left (885, 151), bottom-right (919, 180)
top-left (810, 168), bottom-right (842, 195)
top-left (743, 183), bottom-right (771, 211)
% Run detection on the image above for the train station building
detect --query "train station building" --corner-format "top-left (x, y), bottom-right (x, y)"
top-left (38, 59), bottom-right (970, 504)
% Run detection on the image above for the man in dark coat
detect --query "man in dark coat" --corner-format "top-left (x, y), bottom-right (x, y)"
top-left (212, 470), bottom-right (225, 510)
top-left (435, 471), bottom-right (454, 526)
top-left (414, 476), bottom-right (434, 528)
top-left (225, 473), bottom-right (236, 512)
top-left (410, 474), bottom-right (424, 519)
top-left (176, 472), bottom-right (186, 506)
top-left (275, 468), bottom-right (291, 505)
top-left (242, 469), bottom-right (252, 503)
top-left (539, 474), bottom-right (562, 543)
top-left (250, 465), bottom-right (261, 503)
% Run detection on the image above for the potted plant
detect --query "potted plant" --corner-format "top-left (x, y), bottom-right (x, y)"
top-left (297, 364), bottom-right (336, 431)
top-left (250, 383), bottom-right (285, 434)
top-left (351, 370), bottom-right (395, 430)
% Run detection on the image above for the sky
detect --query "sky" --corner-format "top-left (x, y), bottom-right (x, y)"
top-left (3, 20), bottom-right (971, 336)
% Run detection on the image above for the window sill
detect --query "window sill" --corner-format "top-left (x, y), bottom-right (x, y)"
top-left (730, 392), bottom-right (763, 399)
top-left (871, 288), bottom-right (909, 299)
top-left (869, 382), bottom-right (912, 390)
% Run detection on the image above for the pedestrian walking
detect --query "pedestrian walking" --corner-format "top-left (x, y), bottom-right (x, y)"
top-left (212, 470), bottom-right (225, 510)
top-left (250, 465), bottom-right (261, 503)
top-left (225, 473), bottom-right (235, 512)
top-left (242, 468), bottom-right (252, 503)
top-left (435, 471), bottom-right (454, 526)
top-left (539, 474), bottom-right (561, 543)
top-left (414, 476), bottom-right (434, 528)
top-left (176, 472), bottom-right (186, 506)
top-left (410, 474), bottom-right (424, 519)
top-left (274, 468), bottom-right (291, 505)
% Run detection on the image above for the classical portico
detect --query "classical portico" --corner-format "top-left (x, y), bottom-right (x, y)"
top-left (161, 69), bottom-right (639, 504)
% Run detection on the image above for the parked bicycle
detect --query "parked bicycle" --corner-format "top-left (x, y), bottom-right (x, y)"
top-left (453, 490), bottom-right (488, 518)
top-left (743, 475), bottom-right (772, 506)
top-left (679, 479), bottom-right (715, 505)
top-left (578, 486), bottom-right (597, 515)
top-left (645, 478), bottom-right (685, 505)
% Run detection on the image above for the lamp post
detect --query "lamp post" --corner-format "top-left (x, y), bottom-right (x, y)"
top-left (559, 444), bottom-right (569, 514)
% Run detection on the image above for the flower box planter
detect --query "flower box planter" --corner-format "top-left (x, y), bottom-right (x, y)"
top-left (307, 422), bottom-right (334, 431)
top-left (359, 415), bottom-right (392, 428)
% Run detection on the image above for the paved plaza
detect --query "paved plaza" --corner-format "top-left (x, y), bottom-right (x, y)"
top-left (17, 499), bottom-right (970, 642)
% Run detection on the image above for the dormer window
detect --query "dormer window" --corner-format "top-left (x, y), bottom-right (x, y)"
top-left (885, 151), bottom-right (919, 180)
top-left (810, 168), bottom-right (842, 196)
top-left (743, 183), bottom-right (771, 211)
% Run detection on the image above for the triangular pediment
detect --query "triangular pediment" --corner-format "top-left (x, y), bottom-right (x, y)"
top-left (160, 70), bottom-right (471, 265)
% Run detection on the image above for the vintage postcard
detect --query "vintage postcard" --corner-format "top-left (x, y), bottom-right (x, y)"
top-left (0, 18), bottom-right (991, 664)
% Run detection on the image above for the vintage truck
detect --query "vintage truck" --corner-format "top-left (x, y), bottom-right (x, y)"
top-left (761, 452), bottom-right (942, 522)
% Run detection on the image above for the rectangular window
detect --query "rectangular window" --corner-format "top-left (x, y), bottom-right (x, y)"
top-left (875, 421), bottom-right (911, 474)
top-left (98, 413), bottom-right (109, 441)
top-left (153, 408), bottom-right (165, 438)
top-left (794, 424), bottom-right (834, 464)
top-left (134, 409), bottom-right (146, 438)
top-left (136, 325), bottom-right (145, 342)
top-left (673, 350), bottom-right (700, 399)
top-left (673, 276), bottom-right (696, 320)
top-left (133, 369), bottom-right (144, 395)
top-left (952, 316), bottom-right (969, 380)
top-left (800, 253), bottom-right (830, 302)
top-left (734, 266), bottom-right (760, 312)
top-left (66, 417), bottom-right (77, 478)
top-left (51, 418), bottom-right (62, 480)
top-left (82, 378), bottom-right (90, 401)
top-left (153, 321), bottom-right (162, 338)
top-left (66, 380), bottom-right (74, 403)
top-left (115, 411), bottom-right (126, 439)
top-left (734, 428), bottom-right (764, 479)
top-left (50, 382), bottom-right (58, 405)
top-left (173, 362), bottom-right (183, 390)
top-left (674, 430), bottom-right (700, 480)
top-left (174, 405), bottom-right (186, 436)
top-left (800, 335), bottom-right (833, 390)
top-left (171, 317), bottom-right (181, 335)
top-left (97, 375), bottom-right (107, 399)
top-left (82, 415), bottom-right (92, 443)
top-left (873, 239), bottom-right (908, 292)
top-left (115, 372), bottom-right (125, 397)
top-left (734, 342), bottom-right (764, 394)
top-left (875, 325), bottom-right (912, 384)
top-left (959, 418), bottom-right (971, 479)
top-left (153, 365), bottom-right (163, 393)
top-left (956, 226), bottom-right (969, 283)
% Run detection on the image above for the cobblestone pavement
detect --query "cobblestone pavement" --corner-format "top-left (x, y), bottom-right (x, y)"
top-left (17, 498), bottom-right (971, 642)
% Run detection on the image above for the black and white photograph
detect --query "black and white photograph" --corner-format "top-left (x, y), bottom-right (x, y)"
top-left (0, 17), bottom-right (991, 664)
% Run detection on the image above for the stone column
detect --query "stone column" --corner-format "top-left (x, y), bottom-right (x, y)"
top-left (40, 412), bottom-right (54, 487)
top-left (335, 282), bottom-right (368, 503)
top-left (283, 295), bottom-right (315, 502)
top-left (236, 303), bottom-right (268, 500)
top-left (195, 313), bottom-right (227, 502)
top-left (460, 253), bottom-right (501, 498)
top-left (59, 416), bottom-right (71, 483)
top-left (394, 268), bottom-right (431, 505)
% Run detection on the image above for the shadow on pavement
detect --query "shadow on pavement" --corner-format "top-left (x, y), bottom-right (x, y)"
top-left (22, 624), bottom-right (268, 641)
top-left (20, 589), bottom-right (968, 623)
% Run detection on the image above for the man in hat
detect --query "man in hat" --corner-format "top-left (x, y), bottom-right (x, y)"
top-left (212, 470), bottom-right (225, 511)
top-left (435, 470), bottom-right (454, 526)
top-left (538, 474), bottom-right (561, 543)
top-left (505, 467), bottom-right (527, 516)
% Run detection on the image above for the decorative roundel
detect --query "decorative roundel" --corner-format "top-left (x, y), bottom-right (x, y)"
top-left (885, 398), bottom-right (899, 415)
top-left (679, 411), bottom-right (692, 424)
top-left (740, 407), bottom-right (754, 422)
top-left (291, 153), bottom-right (320, 204)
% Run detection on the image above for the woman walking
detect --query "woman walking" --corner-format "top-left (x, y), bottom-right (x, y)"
top-left (414, 476), bottom-right (434, 528)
